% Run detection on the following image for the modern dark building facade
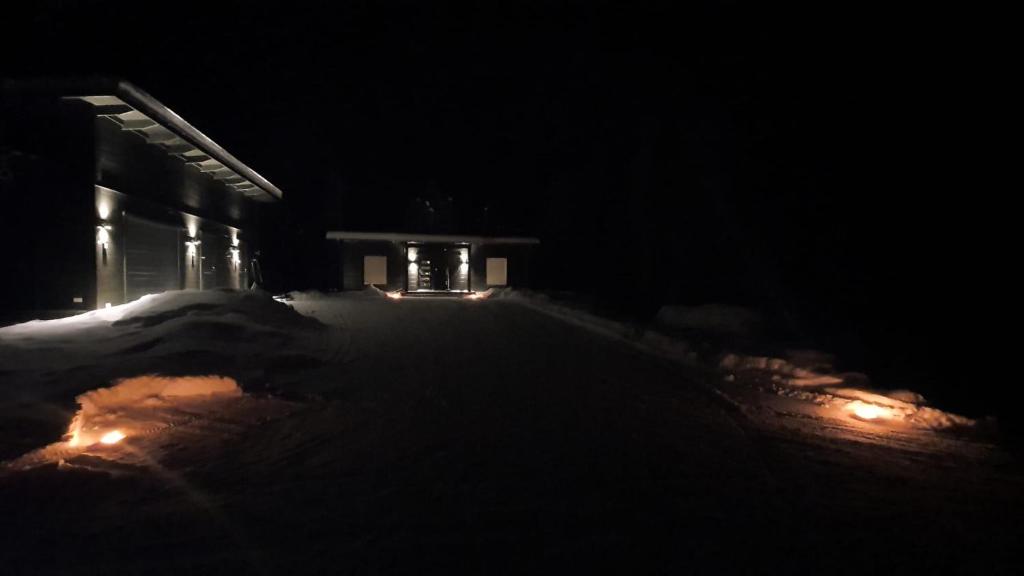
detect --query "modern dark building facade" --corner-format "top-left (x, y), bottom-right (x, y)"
top-left (326, 231), bottom-right (539, 293)
top-left (0, 78), bottom-right (281, 313)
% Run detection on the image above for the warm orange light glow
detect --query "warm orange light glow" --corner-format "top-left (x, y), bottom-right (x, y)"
top-left (99, 430), bottom-right (126, 445)
top-left (466, 292), bottom-right (483, 300)
top-left (847, 401), bottom-right (892, 421)
top-left (386, 291), bottom-right (403, 299)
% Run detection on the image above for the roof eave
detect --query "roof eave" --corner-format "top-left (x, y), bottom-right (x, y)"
top-left (325, 231), bottom-right (541, 245)
top-left (2, 77), bottom-right (282, 202)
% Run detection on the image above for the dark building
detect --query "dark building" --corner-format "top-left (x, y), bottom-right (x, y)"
top-left (0, 78), bottom-right (282, 314)
top-left (326, 231), bottom-right (539, 293)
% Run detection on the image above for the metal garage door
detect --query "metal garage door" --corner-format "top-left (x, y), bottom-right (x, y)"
top-left (124, 214), bottom-right (181, 302)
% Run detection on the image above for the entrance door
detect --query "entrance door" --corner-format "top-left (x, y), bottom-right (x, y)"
top-left (407, 244), bottom-right (467, 291)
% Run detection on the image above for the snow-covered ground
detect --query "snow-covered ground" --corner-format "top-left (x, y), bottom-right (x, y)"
top-left (1, 290), bottom-right (1022, 574)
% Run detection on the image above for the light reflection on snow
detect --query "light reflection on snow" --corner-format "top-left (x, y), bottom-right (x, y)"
top-left (847, 401), bottom-right (892, 422)
top-left (100, 430), bottom-right (127, 445)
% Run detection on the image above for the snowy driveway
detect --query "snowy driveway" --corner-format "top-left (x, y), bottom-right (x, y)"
top-left (1, 293), bottom-right (1022, 574)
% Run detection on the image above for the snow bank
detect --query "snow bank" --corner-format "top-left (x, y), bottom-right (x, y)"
top-left (720, 353), bottom-right (844, 385)
top-left (68, 375), bottom-right (242, 447)
top-left (495, 289), bottom-right (978, 434)
top-left (0, 290), bottom-right (342, 409)
top-left (655, 304), bottom-right (761, 336)
top-left (720, 352), bottom-right (976, 431)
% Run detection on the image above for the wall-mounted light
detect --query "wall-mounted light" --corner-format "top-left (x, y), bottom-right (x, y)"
top-left (96, 224), bottom-right (112, 247)
top-left (408, 246), bottom-right (418, 262)
top-left (459, 248), bottom-right (469, 264)
top-left (229, 247), bottom-right (241, 269)
top-left (185, 236), bottom-right (201, 269)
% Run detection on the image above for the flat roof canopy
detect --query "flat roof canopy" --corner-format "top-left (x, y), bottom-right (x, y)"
top-left (4, 77), bottom-right (282, 203)
top-left (326, 231), bottom-right (540, 245)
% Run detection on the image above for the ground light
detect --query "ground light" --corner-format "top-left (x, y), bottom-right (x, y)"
top-left (386, 291), bottom-right (403, 299)
top-left (846, 400), bottom-right (894, 422)
top-left (99, 430), bottom-right (127, 445)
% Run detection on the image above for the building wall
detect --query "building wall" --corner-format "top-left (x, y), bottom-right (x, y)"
top-left (95, 116), bottom-right (254, 230)
top-left (95, 184), bottom-right (248, 306)
top-left (1, 99), bottom-right (96, 312)
top-left (1, 95), bottom-right (266, 314)
top-left (331, 239), bottom-right (536, 293)
top-left (95, 186), bottom-right (126, 307)
top-left (469, 243), bottom-right (535, 292)
top-left (337, 240), bottom-right (405, 291)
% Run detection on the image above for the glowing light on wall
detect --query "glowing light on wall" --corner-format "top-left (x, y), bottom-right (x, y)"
top-left (229, 247), bottom-right (241, 268)
top-left (185, 237), bottom-right (201, 255)
top-left (96, 224), bottom-right (112, 247)
top-left (97, 202), bottom-right (111, 220)
top-left (459, 248), bottom-right (469, 263)
top-left (408, 246), bottom-right (418, 262)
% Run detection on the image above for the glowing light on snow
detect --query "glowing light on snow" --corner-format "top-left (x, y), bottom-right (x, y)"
top-left (847, 401), bottom-right (892, 421)
top-left (465, 289), bottom-right (492, 300)
top-left (386, 291), bottom-right (403, 299)
top-left (100, 430), bottom-right (126, 445)
top-left (58, 375), bottom-right (241, 451)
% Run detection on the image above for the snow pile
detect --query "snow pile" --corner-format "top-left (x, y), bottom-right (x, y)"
top-left (279, 288), bottom-right (388, 302)
top-left (67, 375), bottom-right (242, 447)
top-left (496, 289), bottom-right (978, 434)
top-left (655, 304), bottom-right (761, 337)
top-left (0, 290), bottom-right (342, 416)
top-left (719, 353), bottom-right (976, 431)
top-left (720, 353), bottom-right (846, 387)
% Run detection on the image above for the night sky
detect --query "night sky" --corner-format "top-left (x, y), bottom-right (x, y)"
top-left (4, 2), bottom-right (1002, 421)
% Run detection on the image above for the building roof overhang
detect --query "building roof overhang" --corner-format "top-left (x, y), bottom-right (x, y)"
top-left (3, 77), bottom-right (282, 203)
top-left (326, 231), bottom-right (540, 245)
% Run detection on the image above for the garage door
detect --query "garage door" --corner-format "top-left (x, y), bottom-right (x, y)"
top-left (124, 214), bottom-right (181, 302)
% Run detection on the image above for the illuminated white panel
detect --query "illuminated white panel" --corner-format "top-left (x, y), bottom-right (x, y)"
top-left (363, 256), bottom-right (387, 286)
top-left (486, 258), bottom-right (507, 286)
